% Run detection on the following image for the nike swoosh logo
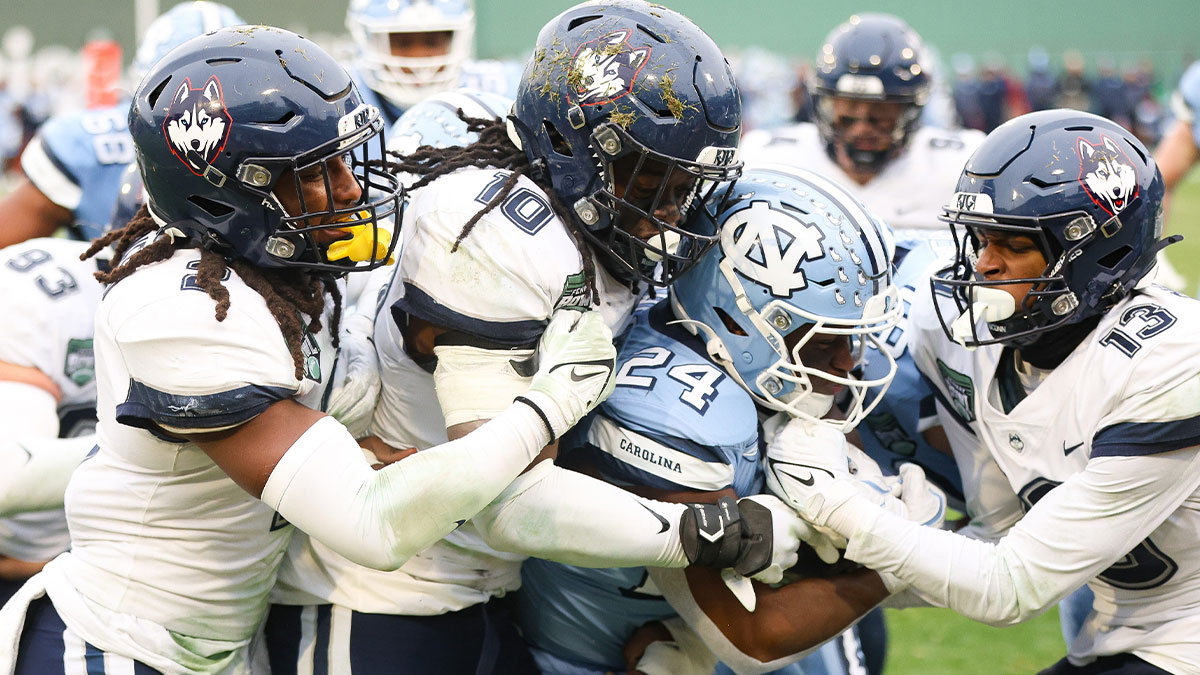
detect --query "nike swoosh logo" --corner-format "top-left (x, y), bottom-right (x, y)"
top-left (637, 501), bottom-right (670, 534)
top-left (570, 368), bottom-right (598, 382)
top-left (16, 443), bottom-right (32, 463)
top-left (774, 462), bottom-right (834, 487)
top-left (1063, 442), bottom-right (1083, 456)
top-left (548, 357), bottom-right (616, 375)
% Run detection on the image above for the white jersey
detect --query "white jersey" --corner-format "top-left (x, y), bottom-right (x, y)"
top-left (39, 245), bottom-right (336, 673)
top-left (741, 122), bottom-right (983, 234)
top-left (909, 284), bottom-right (1200, 672)
top-left (0, 239), bottom-right (104, 562)
top-left (274, 167), bottom-right (641, 614)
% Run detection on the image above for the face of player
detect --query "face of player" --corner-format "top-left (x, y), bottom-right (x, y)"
top-left (971, 228), bottom-right (1049, 309)
top-left (273, 155), bottom-right (363, 241)
top-left (784, 325), bottom-right (856, 397)
top-left (829, 97), bottom-right (906, 173)
top-left (609, 154), bottom-right (695, 239)
top-left (389, 30), bottom-right (453, 60)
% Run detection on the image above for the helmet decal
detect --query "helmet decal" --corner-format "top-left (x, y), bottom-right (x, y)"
top-left (570, 29), bottom-right (651, 107)
top-left (722, 200), bottom-right (826, 298)
top-left (1077, 135), bottom-right (1139, 216)
top-left (163, 76), bottom-right (231, 176)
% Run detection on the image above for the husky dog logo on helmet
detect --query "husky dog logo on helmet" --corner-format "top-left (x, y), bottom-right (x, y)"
top-left (570, 29), bottom-right (650, 106)
top-left (722, 201), bottom-right (826, 298)
top-left (164, 76), bottom-right (232, 175)
top-left (1077, 135), bottom-right (1138, 217)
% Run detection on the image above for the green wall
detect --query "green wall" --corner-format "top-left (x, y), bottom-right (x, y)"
top-left (4, 0), bottom-right (1197, 85)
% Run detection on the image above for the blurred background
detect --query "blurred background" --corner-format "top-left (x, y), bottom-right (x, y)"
top-left (1, 1), bottom-right (1198, 672)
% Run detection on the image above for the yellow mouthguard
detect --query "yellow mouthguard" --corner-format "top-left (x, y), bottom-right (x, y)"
top-left (326, 212), bottom-right (394, 265)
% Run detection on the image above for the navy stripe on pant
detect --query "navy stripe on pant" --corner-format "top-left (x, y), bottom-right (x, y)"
top-left (265, 599), bottom-right (537, 675)
top-left (14, 595), bottom-right (160, 674)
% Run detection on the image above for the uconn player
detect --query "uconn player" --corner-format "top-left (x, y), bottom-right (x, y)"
top-left (0, 1), bottom-right (245, 247)
top-left (741, 13), bottom-right (982, 236)
top-left (788, 110), bottom-right (1200, 675)
top-left (514, 166), bottom-right (947, 675)
top-left (266, 3), bottom-right (806, 673)
top-left (0, 238), bottom-right (106, 606)
top-left (0, 27), bottom-right (617, 674)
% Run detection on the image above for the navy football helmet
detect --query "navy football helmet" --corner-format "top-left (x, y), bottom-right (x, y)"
top-left (130, 1), bottom-right (246, 86)
top-left (672, 165), bottom-right (901, 430)
top-left (129, 26), bottom-right (403, 273)
top-left (811, 13), bottom-right (930, 173)
top-left (508, 0), bottom-right (742, 286)
top-left (932, 109), bottom-right (1173, 347)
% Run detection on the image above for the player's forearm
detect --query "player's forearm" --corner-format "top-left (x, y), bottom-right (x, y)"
top-left (474, 461), bottom-right (690, 567)
top-left (261, 406), bottom-right (549, 570)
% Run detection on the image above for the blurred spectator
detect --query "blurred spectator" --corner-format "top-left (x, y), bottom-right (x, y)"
top-left (952, 52), bottom-right (985, 131)
top-left (977, 54), bottom-right (1011, 131)
top-left (1025, 46), bottom-right (1057, 111)
top-left (1092, 57), bottom-right (1131, 127)
top-left (1056, 49), bottom-right (1092, 111)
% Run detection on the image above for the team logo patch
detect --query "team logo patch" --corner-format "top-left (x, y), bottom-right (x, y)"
top-left (163, 76), bottom-right (232, 176)
top-left (553, 271), bottom-right (591, 311)
top-left (63, 338), bottom-right (95, 387)
top-left (936, 359), bottom-right (976, 424)
top-left (721, 201), bottom-right (825, 298)
top-left (1076, 135), bottom-right (1138, 217)
top-left (570, 29), bottom-right (650, 106)
top-left (301, 329), bottom-right (322, 383)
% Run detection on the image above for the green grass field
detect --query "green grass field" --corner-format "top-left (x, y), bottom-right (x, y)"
top-left (882, 173), bottom-right (1200, 674)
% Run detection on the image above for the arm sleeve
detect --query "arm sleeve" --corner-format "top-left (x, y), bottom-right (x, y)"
top-left (842, 447), bottom-right (1200, 625)
top-left (472, 459), bottom-right (690, 568)
top-left (0, 434), bottom-right (97, 516)
top-left (260, 406), bottom-right (550, 571)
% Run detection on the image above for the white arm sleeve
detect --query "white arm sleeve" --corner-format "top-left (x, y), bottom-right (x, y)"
top-left (472, 459), bottom-right (690, 568)
top-left (0, 434), bottom-right (96, 516)
top-left (842, 448), bottom-right (1200, 625)
top-left (261, 406), bottom-right (549, 571)
top-left (0, 380), bottom-right (60, 438)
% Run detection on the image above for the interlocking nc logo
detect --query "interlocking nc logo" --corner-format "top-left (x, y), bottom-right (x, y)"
top-left (721, 201), bottom-right (825, 298)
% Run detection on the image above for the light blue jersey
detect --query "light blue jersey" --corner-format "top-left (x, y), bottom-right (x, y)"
top-left (1173, 60), bottom-right (1200, 146)
top-left (517, 300), bottom-right (762, 672)
top-left (20, 102), bottom-right (135, 240)
top-left (856, 235), bottom-right (966, 510)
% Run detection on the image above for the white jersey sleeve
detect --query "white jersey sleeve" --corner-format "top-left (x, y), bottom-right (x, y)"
top-left (100, 248), bottom-right (329, 436)
top-left (396, 168), bottom-right (589, 347)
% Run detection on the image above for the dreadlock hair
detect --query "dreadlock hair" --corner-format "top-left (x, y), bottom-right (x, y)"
top-left (82, 205), bottom-right (342, 380)
top-left (382, 111), bottom-right (600, 303)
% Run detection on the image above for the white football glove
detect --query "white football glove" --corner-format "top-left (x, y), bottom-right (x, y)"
top-left (892, 463), bottom-right (948, 529)
top-left (326, 310), bottom-right (381, 438)
top-left (846, 447), bottom-right (946, 529)
top-left (764, 417), bottom-right (852, 517)
top-left (517, 310), bottom-right (616, 440)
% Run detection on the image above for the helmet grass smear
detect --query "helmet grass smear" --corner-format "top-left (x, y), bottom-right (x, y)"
top-left (130, 26), bottom-right (403, 274)
top-left (508, 0), bottom-right (743, 286)
top-left (672, 165), bottom-right (901, 431)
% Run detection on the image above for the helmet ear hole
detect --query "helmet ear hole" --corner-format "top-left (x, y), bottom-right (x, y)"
top-left (1097, 245), bottom-right (1132, 270)
top-left (713, 306), bottom-right (748, 337)
top-left (188, 195), bottom-right (234, 219)
top-left (543, 121), bottom-right (573, 157)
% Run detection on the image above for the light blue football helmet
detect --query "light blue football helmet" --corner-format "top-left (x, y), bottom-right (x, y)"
top-left (672, 165), bottom-right (901, 429)
top-left (386, 87), bottom-right (511, 156)
top-left (130, 1), bottom-right (246, 86)
top-left (347, 0), bottom-right (475, 109)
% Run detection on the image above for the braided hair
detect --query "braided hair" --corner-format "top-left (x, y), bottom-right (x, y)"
top-left (82, 206), bottom-right (342, 380)
top-left (383, 113), bottom-right (600, 303)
